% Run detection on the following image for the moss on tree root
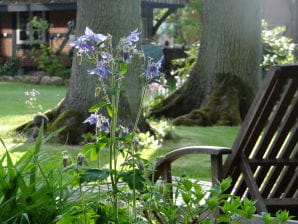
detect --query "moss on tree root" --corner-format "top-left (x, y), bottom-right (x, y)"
top-left (165, 74), bottom-right (253, 126)
top-left (47, 109), bottom-right (88, 144)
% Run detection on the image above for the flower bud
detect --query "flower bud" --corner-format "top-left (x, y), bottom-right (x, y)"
top-left (77, 153), bottom-right (85, 166)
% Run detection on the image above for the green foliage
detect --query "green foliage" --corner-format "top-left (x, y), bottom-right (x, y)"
top-left (0, 125), bottom-right (73, 224)
top-left (29, 17), bottom-right (70, 78)
top-left (154, 0), bottom-right (204, 44)
top-left (0, 56), bottom-right (22, 76)
top-left (143, 177), bottom-right (293, 224)
top-left (33, 44), bottom-right (71, 78)
top-left (29, 16), bottom-right (50, 45)
top-left (170, 43), bottom-right (198, 89)
top-left (162, 21), bottom-right (296, 96)
top-left (261, 21), bottom-right (296, 75)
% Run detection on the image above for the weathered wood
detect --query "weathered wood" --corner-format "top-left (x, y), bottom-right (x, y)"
top-left (151, 64), bottom-right (298, 217)
top-left (151, 146), bottom-right (231, 183)
top-left (240, 155), bottom-right (268, 212)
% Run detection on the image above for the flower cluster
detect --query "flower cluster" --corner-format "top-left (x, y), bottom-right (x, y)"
top-left (146, 56), bottom-right (164, 80)
top-left (24, 89), bottom-right (43, 111)
top-left (70, 27), bottom-right (163, 81)
top-left (68, 27), bottom-right (165, 224)
top-left (70, 27), bottom-right (163, 132)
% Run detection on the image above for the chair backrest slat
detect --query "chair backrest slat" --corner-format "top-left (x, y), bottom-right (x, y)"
top-left (262, 118), bottom-right (298, 198)
top-left (254, 83), bottom-right (298, 196)
top-left (224, 67), bottom-right (282, 174)
top-left (223, 65), bottom-right (298, 215)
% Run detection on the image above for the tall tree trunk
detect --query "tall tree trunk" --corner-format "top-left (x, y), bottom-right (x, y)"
top-left (46, 0), bottom-right (146, 144)
top-left (152, 0), bottom-right (262, 126)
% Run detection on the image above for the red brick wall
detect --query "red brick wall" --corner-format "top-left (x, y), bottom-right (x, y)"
top-left (0, 10), bottom-right (76, 67)
top-left (0, 13), bottom-right (13, 58)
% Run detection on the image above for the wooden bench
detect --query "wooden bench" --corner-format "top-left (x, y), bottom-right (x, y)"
top-left (151, 64), bottom-right (298, 217)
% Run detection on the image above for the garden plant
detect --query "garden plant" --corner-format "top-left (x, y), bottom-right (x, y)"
top-left (0, 27), bottom-right (294, 223)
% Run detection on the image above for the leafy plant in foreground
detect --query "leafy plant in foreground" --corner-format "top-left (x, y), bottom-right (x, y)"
top-left (0, 125), bottom-right (72, 224)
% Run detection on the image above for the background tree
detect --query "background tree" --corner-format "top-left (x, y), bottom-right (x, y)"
top-left (152, 0), bottom-right (262, 126)
top-left (45, 0), bottom-right (146, 144)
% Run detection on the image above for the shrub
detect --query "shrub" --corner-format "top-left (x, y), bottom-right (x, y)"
top-left (261, 21), bottom-right (296, 76)
top-left (32, 44), bottom-right (71, 79)
top-left (0, 56), bottom-right (22, 76)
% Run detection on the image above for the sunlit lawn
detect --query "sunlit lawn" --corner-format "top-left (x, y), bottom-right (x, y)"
top-left (0, 81), bottom-right (239, 181)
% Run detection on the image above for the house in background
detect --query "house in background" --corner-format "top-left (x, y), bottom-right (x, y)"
top-left (0, 0), bottom-right (188, 67)
top-left (1, 0), bottom-right (297, 69)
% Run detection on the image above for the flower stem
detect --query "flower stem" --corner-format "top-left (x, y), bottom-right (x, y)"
top-left (109, 74), bottom-right (119, 224)
top-left (132, 83), bottom-right (148, 222)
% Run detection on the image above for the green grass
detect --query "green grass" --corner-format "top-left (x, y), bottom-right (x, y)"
top-left (0, 81), bottom-right (239, 181)
top-left (0, 82), bottom-right (66, 142)
top-left (143, 125), bottom-right (238, 180)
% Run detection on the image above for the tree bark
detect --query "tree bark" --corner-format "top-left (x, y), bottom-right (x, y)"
top-left (152, 0), bottom-right (262, 126)
top-left (46, 0), bottom-right (147, 144)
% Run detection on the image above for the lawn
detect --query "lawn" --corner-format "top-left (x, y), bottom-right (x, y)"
top-left (0, 81), bottom-right (239, 180)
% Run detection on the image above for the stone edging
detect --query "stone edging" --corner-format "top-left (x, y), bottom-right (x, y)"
top-left (0, 75), bottom-right (67, 86)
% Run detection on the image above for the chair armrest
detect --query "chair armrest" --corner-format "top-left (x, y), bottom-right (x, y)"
top-left (151, 146), bottom-right (231, 184)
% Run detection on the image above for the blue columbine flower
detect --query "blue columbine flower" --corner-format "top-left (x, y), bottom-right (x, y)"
top-left (99, 116), bottom-right (110, 133)
top-left (83, 113), bottom-right (110, 133)
top-left (87, 60), bottom-right (111, 79)
top-left (70, 36), bottom-right (94, 53)
top-left (84, 27), bottom-right (107, 44)
top-left (123, 51), bottom-right (131, 62)
top-left (83, 113), bottom-right (98, 125)
top-left (146, 56), bottom-right (164, 80)
top-left (101, 52), bottom-right (112, 61)
top-left (70, 27), bottom-right (107, 53)
top-left (125, 29), bottom-right (140, 44)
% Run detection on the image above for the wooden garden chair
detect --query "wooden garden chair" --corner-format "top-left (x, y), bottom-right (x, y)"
top-left (151, 64), bottom-right (298, 217)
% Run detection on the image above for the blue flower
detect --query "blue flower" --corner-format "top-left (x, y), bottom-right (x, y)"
top-left (101, 52), bottom-right (112, 61)
top-left (84, 27), bottom-right (107, 44)
top-left (125, 29), bottom-right (140, 44)
top-left (83, 113), bottom-right (98, 125)
top-left (99, 116), bottom-right (110, 133)
top-left (118, 125), bottom-right (129, 137)
top-left (87, 60), bottom-right (111, 79)
top-left (146, 56), bottom-right (164, 80)
top-left (123, 52), bottom-right (131, 62)
top-left (83, 113), bottom-right (110, 133)
top-left (70, 36), bottom-right (94, 53)
top-left (70, 27), bottom-right (107, 53)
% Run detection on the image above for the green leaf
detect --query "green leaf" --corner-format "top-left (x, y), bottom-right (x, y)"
top-left (182, 192), bottom-right (191, 204)
top-left (218, 215), bottom-right (230, 223)
top-left (119, 132), bottom-right (134, 143)
top-left (79, 168), bottom-right (109, 183)
top-left (88, 102), bottom-right (109, 112)
top-left (220, 177), bottom-right (232, 191)
top-left (181, 178), bottom-right (193, 191)
top-left (262, 213), bottom-right (275, 224)
top-left (206, 197), bottom-right (218, 211)
top-left (119, 169), bottom-right (145, 191)
top-left (81, 143), bottom-right (96, 155)
top-left (106, 104), bottom-right (113, 118)
top-left (241, 198), bottom-right (256, 219)
top-left (120, 62), bottom-right (128, 75)
top-left (16, 173), bottom-right (29, 196)
top-left (194, 184), bottom-right (205, 201)
top-left (90, 148), bottom-right (98, 161)
top-left (276, 210), bottom-right (293, 224)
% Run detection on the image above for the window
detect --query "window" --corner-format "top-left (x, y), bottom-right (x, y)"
top-left (16, 11), bottom-right (47, 45)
